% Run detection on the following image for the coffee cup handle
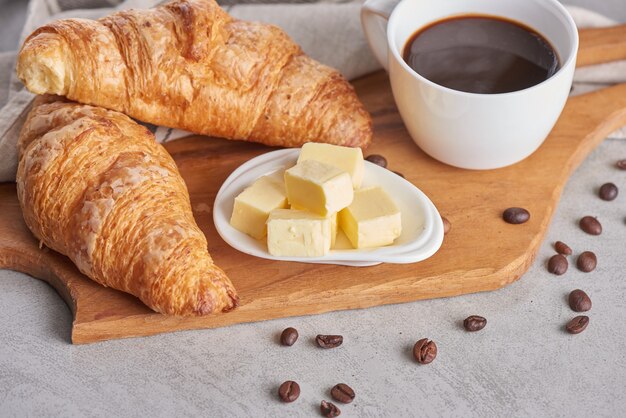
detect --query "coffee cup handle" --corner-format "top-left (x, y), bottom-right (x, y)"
top-left (361, 0), bottom-right (398, 72)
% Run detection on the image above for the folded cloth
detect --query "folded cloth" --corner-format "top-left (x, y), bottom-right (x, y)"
top-left (0, 1), bottom-right (624, 182)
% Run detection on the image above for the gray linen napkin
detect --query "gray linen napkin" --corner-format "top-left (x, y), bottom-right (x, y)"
top-left (0, 0), bottom-right (624, 183)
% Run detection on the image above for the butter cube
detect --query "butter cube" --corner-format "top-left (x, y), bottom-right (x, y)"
top-left (230, 174), bottom-right (288, 239)
top-left (291, 204), bottom-right (338, 247)
top-left (267, 209), bottom-right (332, 257)
top-left (339, 187), bottom-right (402, 248)
top-left (298, 143), bottom-right (364, 188)
top-left (285, 160), bottom-right (353, 216)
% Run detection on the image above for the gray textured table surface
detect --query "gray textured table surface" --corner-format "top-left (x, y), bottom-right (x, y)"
top-left (1, 1), bottom-right (626, 417)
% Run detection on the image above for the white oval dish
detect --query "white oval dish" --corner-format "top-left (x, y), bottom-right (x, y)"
top-left (213, 149), bottom-right (444, 266)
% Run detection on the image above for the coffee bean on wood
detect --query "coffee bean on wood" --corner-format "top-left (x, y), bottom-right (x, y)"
top-left (554, 241), bottom-right (572, 255)
top-left (365, 154), bottom-right (387, 168)
top-left (331, 383), bottom-right (355, 404)
top-left (413, 338), bottom-right (437, 364)
top-left (320, 400), bottom-right (341, 417)
top-left (577, 251), bottom-right (597, 272)
top-left (503, 207), bottom-right (530, 224)
top-left (278, 381), bottom-right (300, 402)
top-left (565, 315), bottom-right (589, 334)
top-left (463, 315), bottom-right (487, 332)
top-left (579, 216), bottom-right (602, 235)
top-left (568, 289), bottom-right (592, 312)
top-left (280, 327), bottom-right (298, 346)
top-left (616, 159), bottom-right (626, 170)
top-left (316, 335), bottom-right (343, 349)
top-left (442, 217), bottom-right (451, 235)
top-left (598, 183), bottom-right (618, 201)
top-left (547, 254), bottom-right (568, 275)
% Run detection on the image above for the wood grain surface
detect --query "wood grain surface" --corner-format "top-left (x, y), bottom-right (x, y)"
top-left (1, 27), bottom-right (626, 344)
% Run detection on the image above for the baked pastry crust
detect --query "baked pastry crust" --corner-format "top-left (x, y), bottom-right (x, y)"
top-left (17, 96), bottom-right (239, 316)
top-left (17, 0), bottom-right (372, 148)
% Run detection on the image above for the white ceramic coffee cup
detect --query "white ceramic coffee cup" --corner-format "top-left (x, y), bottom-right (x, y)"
top-left (361, 0), bottom-right (578, 169)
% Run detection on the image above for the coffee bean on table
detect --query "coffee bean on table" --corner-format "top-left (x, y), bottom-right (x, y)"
top-left (554, 241), bottom-right (573, 256)
top-left (616, 159), bottom-right (626, 170)
top-left (413, 338), bottom-right (437, 364)
top-left (393, 171), bottom-right (405, 178)
top-left (278, 381), bottom-right (300, 403)
top-left (331, 383), bottom-right (355, 404)
top-left (320, 400), bottom-right (341, 417)
top-left (579, 216), bottom-right (602, 235)
top-left (598, 183), bottom-right (618, 201)
top-left (577, 251), bottom-right (597, 272)
top-left (316, 334), bottom-right (343, 349)
top-left (442, 216), bottom-right (451, 234)
top-left (568, 289), bottom-right (592, 312)
top-left (503, 207), bottom-right (530, 224)
top-left (547, 254), bottom-right (568, 275)
top-left (463, 315), bottom-right (487, 332)
top-left (365, 154), bottom-right (388, 168)
top-left (565, 315), bottom-right (589, 334)
top-left (280, 327), bottom-right (298, 346)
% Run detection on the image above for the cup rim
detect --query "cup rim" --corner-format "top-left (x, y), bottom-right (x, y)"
top-left (387, 0), bottom-right (579, 98)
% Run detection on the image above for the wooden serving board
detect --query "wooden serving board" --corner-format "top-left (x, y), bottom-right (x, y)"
top-left (2, 27), bottom-right (626, 344)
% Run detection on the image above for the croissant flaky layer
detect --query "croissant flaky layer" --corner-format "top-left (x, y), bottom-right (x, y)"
top-left (17, 96), bottom-right (239, 316)
top-left (17, 0), bottom-right (372, 148)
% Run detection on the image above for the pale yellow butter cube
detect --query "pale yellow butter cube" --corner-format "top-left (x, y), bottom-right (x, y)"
top-left (285, 160), bottom-right (353, 216)
top-left (267, 209), bottom-right (332, 257)
top-left (291, 203), bottom-right (338, 247)
top-left (298, 143), bottom-right (365, 188)
top-left (230, 174), bottom-right (288, 239)
top-left (339, 187), bottom-right (402, 249)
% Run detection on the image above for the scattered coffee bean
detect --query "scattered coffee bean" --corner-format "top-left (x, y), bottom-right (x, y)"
top-left (547, 254), bottom-right (568, 275)
top-left (463, 315), bottom-right (487, 332)
top-left (577, 251), bottom-right (597, 273)
top-left (365, 154), bottom-right (387, 168)
top-left (280, 327), bottom-right (299, 346)
top-left (320, 400), bottom-right (341, 417)
top-left (278, 381), bottom-right (300, 403)
top-left (565, 315), bottom-right (589, 334)
top-left (442, 216), bottom-right (451, 235)
top-left (331, 383), bottom-right (355, 404)
top-left (568, 289), bottom-right (592, 312)
top-left (598, 182), bottom-right (618, 201)
top-left (579, 216), bottom-right (602, 235)
top-left (413, 338), bottom-right (437, 364)
top-left (502, 207), bottom-right (530, 224)
top-left (616, 159), bottom-right (626, 170)
top-left (316, 334), bottom-right (343, 349)
top-left (393, 171), bottom-right (405, 178)
top-left (554, 241), bottom-right (572, 256)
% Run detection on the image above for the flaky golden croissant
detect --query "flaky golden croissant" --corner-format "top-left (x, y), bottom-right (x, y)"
top-left (17, 0), bottom-right (372, 148)
top-left (16, 96), bottom-right (239, 316)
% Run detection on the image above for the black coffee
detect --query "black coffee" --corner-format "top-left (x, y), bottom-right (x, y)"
top-left (403, 15), bottom-right (560, 94)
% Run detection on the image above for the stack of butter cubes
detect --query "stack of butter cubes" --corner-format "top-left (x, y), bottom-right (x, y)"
top-left (230, 143), bottom-right (402, 257)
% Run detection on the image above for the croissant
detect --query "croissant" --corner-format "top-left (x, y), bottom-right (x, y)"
top-left (16, 0), bottom-right (372, 148)
top-left (16, 95), bottom-right (239, 316)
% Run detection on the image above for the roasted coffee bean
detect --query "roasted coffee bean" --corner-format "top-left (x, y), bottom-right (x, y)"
top-left (365, 154), bottom-right (388, 168)
top-left (554, 241), bottom-right (572, 256)
top-left (278, 381), bottom-right (300, 403)
top-left (320, 400), bottom-right (341, 417)
top-left (599, 183), bottom-right (618, 201)
top-left (503, 207), bottom-right (530, 224)
top-left (442, 217), bottom-right (451, 235)
top-left (393, 171), bottom-right (405, 178)
top-left (547, 254), bottom-right (568, 275)
top-left (280, 327), bottom-right (299, 346)
top-left (568, 289), bottom-right (592, 312)
top-left (413, 338), bottom-right (437, 364)
top-left (577, 251), bottom-right (597, 272)
top-left (463, 315), bottom-right (487, 332)
top-left (565, 315), bottom-right (589, 334)
top-left (579, 216), bottom-right (602, 235)
top-left (616, 159), bottom-right (626, 170)
top-left (316, 334), bottom-right (343, 349)
top-left (331, 383), bottom-right (355, 404)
